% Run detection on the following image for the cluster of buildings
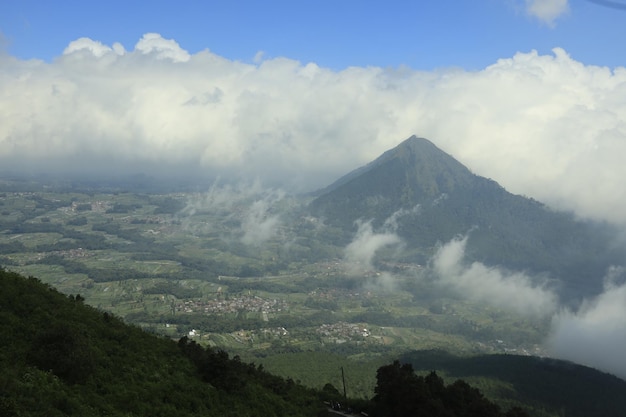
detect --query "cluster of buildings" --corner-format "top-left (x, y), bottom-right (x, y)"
top-left (65, 200), bottom-right (111, 212)
top-left (316, 321), bottom-right (371, 343)
top-left (175, 294), bottom-right (288, 315)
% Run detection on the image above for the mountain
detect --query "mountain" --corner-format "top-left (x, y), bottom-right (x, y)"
top-left (310, 136), bottom-right (625, 301)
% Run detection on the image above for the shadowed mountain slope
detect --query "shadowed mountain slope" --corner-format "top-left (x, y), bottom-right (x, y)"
top-left (310, 136), bottom-right (626, 301)
top-left (400, 349), bottom-right (626, 417)
top-left (314, 136), bottom-right (475, 202)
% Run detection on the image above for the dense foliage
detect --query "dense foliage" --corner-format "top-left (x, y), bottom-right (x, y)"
top-left (400, 349), bottom-right (626, 417)
top-left (0, 268), bottom-right (327, 417)
top-left (370, 361), bottom-right (528, 417)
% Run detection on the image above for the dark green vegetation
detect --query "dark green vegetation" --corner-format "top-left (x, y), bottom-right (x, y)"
top-left (0, 268), bottom-right (326, 416)
top-left (399, 350), bottom-right (626, 417)
top-left (371, 361), bottom-right (530, 417)
top-left (0, 268), bottom-right (532, 417)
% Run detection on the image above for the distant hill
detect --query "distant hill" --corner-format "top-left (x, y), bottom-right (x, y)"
top-left (310, 136), bottom-right (626, 301)
top-left (400, 349), bottom-right (626, 417)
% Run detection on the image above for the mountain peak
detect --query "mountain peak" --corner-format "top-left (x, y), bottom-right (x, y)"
top-left (381, 135), bottom-right (460, 168)
top-left (399, 134), bottom-right (434, 147)
top-left (312, 135), bottom-right (475, 203)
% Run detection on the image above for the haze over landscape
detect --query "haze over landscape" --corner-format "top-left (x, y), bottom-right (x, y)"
top-left (2, 0), bottom-right (626, 400)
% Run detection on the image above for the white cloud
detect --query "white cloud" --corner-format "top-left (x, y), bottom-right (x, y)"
top-left (344, 220), bottom-right (402, 272)
top-left (525, 0), bottom-right (570, 24)
top-left (546, 267), bottom-right (626, 379)
top-left (2, 34), bottom-right (626, 225)
top-left (135, 33), bottom-right (190, 62)
top-left (430, 235), bottom-right (626, 377)
top-left (382, 205), bottom-right (421, 231)
top-left (63, 38), bottom-right (123, 57)
top-left (432, 235), bottom-right (557, 317)
top-left (240, 191), bottom-right (285, 246)
top-left (253, 51), bottom-right (265, 64)
top-left (177, 179), bottom-right (285, 245)
top-left (180, 179), bottom-right (267, 217)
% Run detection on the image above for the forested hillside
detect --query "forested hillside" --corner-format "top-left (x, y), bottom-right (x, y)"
top-left (0, 268), bottom-right (326, 417)
top-left (399, 350), bottom-right (626, 417)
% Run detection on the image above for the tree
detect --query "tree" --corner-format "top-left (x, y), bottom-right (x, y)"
top-left (28, 324), bottom-right (95, 384)
top-left (372, 361), bottom-right (432, 416)
top-left (371, 361), bottom-right (528, 417)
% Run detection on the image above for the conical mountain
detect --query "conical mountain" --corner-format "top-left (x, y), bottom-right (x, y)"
top-left (310, 135), bottom-right (507, 232)
top-left (310, 136), bottom-right (625, 301)
top-left (312, 135), bottom-right (477, 214)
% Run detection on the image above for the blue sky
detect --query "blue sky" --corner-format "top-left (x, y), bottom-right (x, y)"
top-left (1, 0), bottom-right (625, 70)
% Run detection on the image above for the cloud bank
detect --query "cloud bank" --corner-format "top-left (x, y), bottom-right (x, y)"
top-left (430, 235), bottom-right (626, 379)
top-left (2, 34), bottom-right (626, 225)
top-left (546, 267), bottom-right (626, 379)
top-left (432, 235), bottom-right (557, 317)
top-left (344, 220), bottom-right (402, 273)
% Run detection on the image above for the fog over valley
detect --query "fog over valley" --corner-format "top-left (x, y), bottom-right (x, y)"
top-left (163, 176), bottom-right (626, 380)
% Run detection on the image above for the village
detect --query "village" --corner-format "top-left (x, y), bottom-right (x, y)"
top-left (316, 321), bottom-right (371, 344)
top-left (175, 294), bottom-right (289, 316)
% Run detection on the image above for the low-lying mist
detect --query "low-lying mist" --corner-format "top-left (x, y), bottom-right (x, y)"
top-left (431, 235), bottom-right (558, 317)
top-left (172, 181), bottom-right (626, 380)
top-left (177, 179), bottom-right (289, 246)
top-left (423, 239), bottom-right (626, 380)
top-left (546, 267), bottom-right (626, 380)
top-left (337, 208), bottom-right (626, 380)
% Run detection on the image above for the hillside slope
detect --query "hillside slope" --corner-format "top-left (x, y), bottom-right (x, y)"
top-left (0, 268), bottom-right (325, 417)
top-left (400, 349), bottom-right (626, 417)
